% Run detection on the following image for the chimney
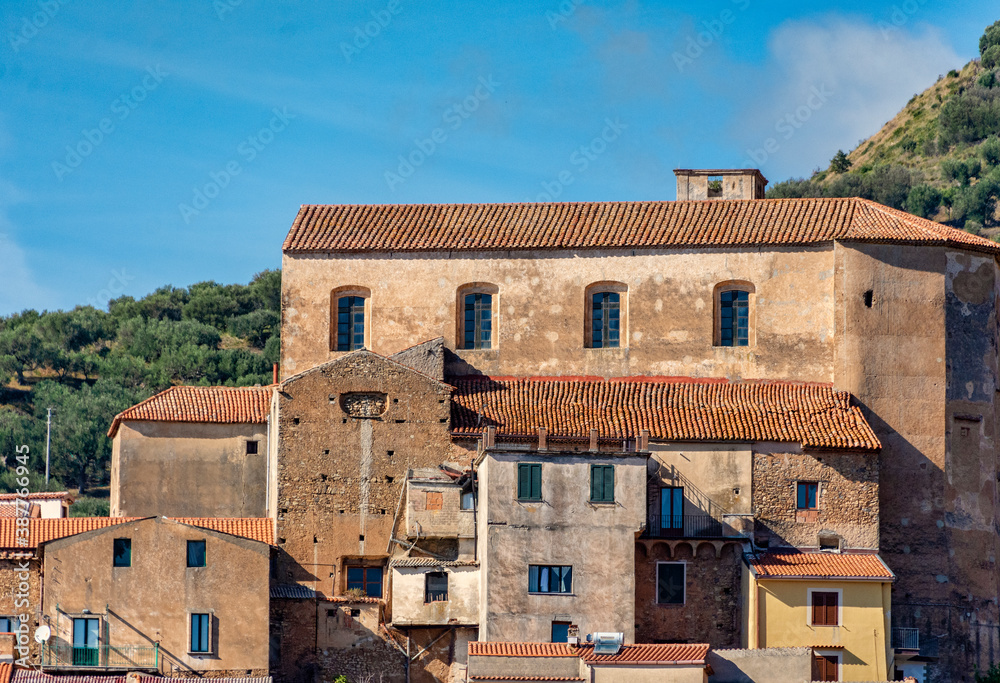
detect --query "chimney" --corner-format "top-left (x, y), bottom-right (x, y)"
top-left (537, 427), bottom-right (548, 452)
top-left (674, 168), bottom-right (768, 201)
top-left (589, 429), bottom-right (599, 452)
top-left (272, 363), bottom-right (279, 384)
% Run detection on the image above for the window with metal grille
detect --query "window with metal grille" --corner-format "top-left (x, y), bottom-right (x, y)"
top-left (719, 289), bottom-right (749, 346)
top-left (346, 566), bottom-right (382, 598)
top-left (591, 292), bottom-right (621, 348)
top-left (517, 463), bottom-right (542, 501)
top-left (590, 465), bottom-right (614, 503)
top-left (528, 565), bottom-right (572, 594)
top-left (463, 293), bottom-right (492, 349)
top-left (336, 296), bottom-right (366, 351)
top-left (190, 613), bottom-right (211, 653)
top-left (425, 572), bottom-right (448, 602)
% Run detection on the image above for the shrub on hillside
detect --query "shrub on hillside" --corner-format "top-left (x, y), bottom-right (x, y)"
top-left (905, 185), bottom-right (943, 218)
top-left (982, 136), bottom-right (1000, 167)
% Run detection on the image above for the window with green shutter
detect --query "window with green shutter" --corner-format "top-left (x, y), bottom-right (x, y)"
top-left (517, 463), bottom-right (542, 501)
top-left (590, 464), bottom-right (615, 503)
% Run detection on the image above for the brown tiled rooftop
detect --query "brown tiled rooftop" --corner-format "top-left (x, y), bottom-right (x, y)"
top-left (282, 198), bottom-right (1000, 255)
top-left (171, 517), bottom-right (274, 545)
top-left (451, 377), bottom-right (880, 450)
top-left (108, 385), bottom-right (274, 437)
top-left (578, 642), bottom-right (709, 665)
top-left (749, 551), bottom-right (895, 580)
top-left (0, 492), bottom-right (72, 501)
top-left (468, 642), bottom-right (578, 657)
top-left (0, 517), bottom-right (274, 550)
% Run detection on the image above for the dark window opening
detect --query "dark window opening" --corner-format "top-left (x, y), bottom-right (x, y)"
top-left (591, 292), bottom-right (621, 348)
top-left (797, 482), bottom-right (818, 510)
top-left (590, 464), bottom-right (615, 503)
top-left (863, 290), bottom-right (874, 308)
top-left (425, 572), bottom-right (448, 602)
top-left (517, 463), bottom-right (542, 501)
top-left (719, 289), bottom-right (749, 347)
top-left (113, 538), bottom-right (131, 567)
top-left (246, 440), bottom-right (258, 455)
top-left (528, 565), bottom-right (572, 594)
top-left (336, 296), bottom-right (366, 351)
top-left (187, 540), bottom-right (206, 568)
top-left (463, 293), bottom-right (493, 350)
top-left (707, 175), bottom-right (723, 197)
top-left (190, 613), bottom-right (210, 653)
top-left (346, 566), bottom-right (382, 598)
top-left (656, 563), bottom-right (685, 604)
top-left (551, 621), bottom-right (571, 643)
top-left (0, 618), bottom-right (13, 633)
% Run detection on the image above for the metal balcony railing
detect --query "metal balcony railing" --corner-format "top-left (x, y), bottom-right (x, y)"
top-left (892, 627), bottom-right (920, 651)
top-left (41, 643), bottom-right (159, 669)
top-left (643, 514), bottom-right (727, 538)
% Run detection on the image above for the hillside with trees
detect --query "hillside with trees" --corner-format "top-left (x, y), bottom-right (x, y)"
top-left (767, 20), bottom-right (1000, 237)
top-left (0, 270), bottom-right (281, 511)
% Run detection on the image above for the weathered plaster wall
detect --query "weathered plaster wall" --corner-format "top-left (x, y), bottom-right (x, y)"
top-left (467, 653), bottom-right (583, 679)
top-left (752, 446), bottom-right (879, 550)
top-left (391, 565), bottom-right (479, 626)
top-left (111, 421), bottom-right (268, 518)
top-left (591, 663), bottom-right (707, 683)
top-left (281, 247), bottom-right (836, 382)
top-left (406, 479), bottom-right (475, 539)
top-left (707, 647), bottom-right (812, 683)
top-left (42, 517), bottom-right (270, 674)
top-left (477, 450), bottom-right (646, 642)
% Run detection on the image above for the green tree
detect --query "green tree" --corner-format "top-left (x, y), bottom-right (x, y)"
top-left (980, 20), bottom-right (1000, 57)
top-left (830, 150), bottom-right (852, 173)
top-left (905, 185), bottom-right (943, 218)
top-left (982, 136), bottom-right (1000, 166)
top-left (249, 269), bottom-right (282, 312)
top-left (984, 45), bottom-right (1000, 70)
top-left (976, 662), bottom-right (1000, 683)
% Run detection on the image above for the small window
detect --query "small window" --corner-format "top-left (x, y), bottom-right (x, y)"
top-left (113, 538), bottom-right (131, 567)
top-left (590, 292), bottom-right (621, 348)
top-left (656, 562), bottom-right (685, 604)
top-left (707, 175), bottom-right (723, 198)
top-left (718, 289), bottom-right (750, 347)
top-left (346, 566), bottom-right (383, 598)
top-left (336, 295), bottom-right (366, 351)
top-left (811, 591), bottom-right (839, 626)
top-left (245, 440), bottom-right (259, 455)
top-left (590, 464), bottom-right (614, 503)
top-left (517, 463), bottom-right (542, 501)
top-left (528, 565), bottom-right (572, 594)
top-left (463, 293), bottom-right (493, 350)
top-left (425, 572), bottom-right (448, 602)
top-left (460, 491), bottom-right (475, 510)
top-left (0, 617), bottom-right (15, 633)
top-left (190, 613), bottom-right (211, 653)
top-left (187, 540), bottom-right (206, 568)
top-left (797, 482), bottom-right (818, 510)
top-left (551, 621), bottom-right (571, 643)
top-left (813, 652), bottom-right (840, 681)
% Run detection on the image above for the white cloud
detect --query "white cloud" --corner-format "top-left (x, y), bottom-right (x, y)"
top-left (733, 17), bottom-right (961, 178)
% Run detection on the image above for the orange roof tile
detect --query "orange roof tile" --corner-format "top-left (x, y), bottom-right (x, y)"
top-left (170, 518), bottom-right (273, 545)
top-left (470, 678), bottom-right (584, 682)
top-left (0, 518), bottom-right (138, 549)
top-left (0, 662), bottom-right (13, 683)
top-left (0, 492), bottom-right (72, 501)
top-left (579, 643), bottom-right (709, 665)
top-left (282, 198), bottom-right (1000, 255)
top-left (108, 385), bottom-right (273, 437)
top-left (468, 642), bottom-right (578, 657)
top-left (749, 551), bottom-right (895, 580)
top-left (451, 377), bottom-right (880, 450)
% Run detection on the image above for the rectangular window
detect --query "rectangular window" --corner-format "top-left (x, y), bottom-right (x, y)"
top-left (190, 613), bottom-right (211, 653)
top-left (460, 491), bottom-right (475, 510)
top-left (113, 538), bottom-right (131, 567)
top-left (464, 293), bottom-right (492, 350)
top-left (337, 296), bottom-right (366, 351)
top-left (245, 440), bottom-right (259, 455)
top-left (72, 617), bottom-right (100, 666)
top-left (346, 566), bottom-right (383, 598)
top-left (797, 482), bottom-right (818, 510)
top-left (528, 565), bottom-right (572, 594)
top-left (187, 540), bottom-right (206, 568)
top-left (811, 591), bottom-right (839, 626)
top-left (551, 621), bottom-right (571, 643)
top-left (813, 652), bottom-right (840, 681)
top-left (517, 463), bottom-right (542, 501)
top-left (425, 572), bottom-right (448, 602)
top-left (591, 292), bottom-right (621, 348)
top-left (719, 289), bottom-right (749, 347)
top-left (0, 617), bottom-right (14, 633)
top-left (659, 487), bottom-right (684, 533)
top-left (656, 562), bottom-right (685, 604)
top-left (590, 464), bottom-right (615, 503)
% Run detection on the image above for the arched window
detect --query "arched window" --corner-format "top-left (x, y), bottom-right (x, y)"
top-left (585, 282), bottom-right (627, 349)
top-left (457, 283), bottom-right (498, 350)
top-left (330, 287), bottom-right (371, 352)
top-left (714, 281), bottom-right (755, 347)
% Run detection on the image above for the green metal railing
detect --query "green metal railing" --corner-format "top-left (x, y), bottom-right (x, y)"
top-left (41, 642), bottom-right (159, 669)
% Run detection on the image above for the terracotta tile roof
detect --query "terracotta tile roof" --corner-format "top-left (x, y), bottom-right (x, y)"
top-left (0, 503), bottom-right (39, 518)
top-left (282, 198), bottom-right (1000, 255)
top-left (451, 377), bottom-right (880, 450)
top-left (170, 518), bottom-right (274, 545)
top-left (390, 557), bottom-right (479, 568)
top-left (468, 642), bottom-right (578, 657)
top-left (579, 643), bottom-right (709, 665)
top-left (470, 678), bottom-right (584, 682)
top-left (13, 673), bottom-right (271, 683)
top-left (749, 551), bottom-right (895, 580)
top-left (322, 595), bottom-right (382, 604)
top-left (0, 492), bottom-right (72, 501)
top-left (0, 517), bottom-right (137, 549)
top-left (0, 663), bottom-right (13, 683)
top-left (107, 385), bottom-right (274, 437)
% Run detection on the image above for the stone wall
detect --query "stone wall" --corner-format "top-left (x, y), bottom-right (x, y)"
top-left (0, 556), bottom-right (41, 665)
top-left (270, 598), bottom-right (317, 683)
top-left (405, 477), bottom-right (475, 540)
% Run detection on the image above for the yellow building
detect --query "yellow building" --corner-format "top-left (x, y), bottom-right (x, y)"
top-left (743, 551), bottom-right (894, 682)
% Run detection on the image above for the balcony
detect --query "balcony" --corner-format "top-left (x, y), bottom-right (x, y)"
top-left (642, 514), bottom-right (738, 539)
top-left (41, 643), bottom-right (159, 670)
top-left (892, 627), bottom-right (920, 652)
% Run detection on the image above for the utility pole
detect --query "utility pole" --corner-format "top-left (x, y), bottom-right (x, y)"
top-left (45, 407), bottom-right (53, 486)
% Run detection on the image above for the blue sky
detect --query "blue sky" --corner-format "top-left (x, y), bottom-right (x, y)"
top-left (0, 0), bottom-right (995, 314)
